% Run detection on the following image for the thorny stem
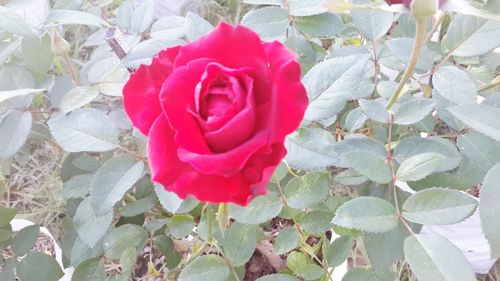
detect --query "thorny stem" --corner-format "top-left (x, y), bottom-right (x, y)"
top-left (386, 18), bottom-right (428, 110)
top-left (62, 52), bottom-right (80, 85)
top-left (386, 113), bottom-right (415, 236)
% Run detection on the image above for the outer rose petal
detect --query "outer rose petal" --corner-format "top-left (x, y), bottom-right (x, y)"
top-left (175, 22), bottom-right (268, 73)
top-left (123, 46), bottom-right (180, 135)
top-left (262, 41), bottom-right (308, 142)
top-left (160, 58), bottom-right (213, 154)
top-left (148, 114), bottom-right (283, 205)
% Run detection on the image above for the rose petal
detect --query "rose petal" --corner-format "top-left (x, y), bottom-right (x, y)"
top-left (160, 58), bottom-right (213, 154)
top-left (261, 41), bottom-right (308, 142)
top-left (148, 114), bottom-right (282, 205)
top-left (123, 46), bottom-right (180, 135)
top-left (175, 22), bottom-right (268, 73)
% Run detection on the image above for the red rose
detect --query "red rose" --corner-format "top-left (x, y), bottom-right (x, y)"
top-left (123, 22), bottom-right (308, 205)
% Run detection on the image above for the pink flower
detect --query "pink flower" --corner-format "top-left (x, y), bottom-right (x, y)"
top-left (123, 22), bottom-right (308, 205)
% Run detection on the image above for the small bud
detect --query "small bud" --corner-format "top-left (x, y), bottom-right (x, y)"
top-left (410, 0), bottom-right (439, 19)
top-left (50, 30), bottom-right (70, 56)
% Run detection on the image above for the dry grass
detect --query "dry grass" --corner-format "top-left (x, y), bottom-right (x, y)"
top-left (2, 142), bottom-right (66, 238)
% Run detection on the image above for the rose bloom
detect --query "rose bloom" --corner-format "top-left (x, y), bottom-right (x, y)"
top-left (123, 22), bottom-right (308, 205)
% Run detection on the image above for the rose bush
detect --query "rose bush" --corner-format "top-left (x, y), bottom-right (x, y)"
top-left (123, 22), bottom-right (308, 205)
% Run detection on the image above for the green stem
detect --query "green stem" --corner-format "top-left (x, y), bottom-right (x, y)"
top-left (206, 204), bottom-right (214, 243)
top-left (386, 18), bottom-right (428, 110)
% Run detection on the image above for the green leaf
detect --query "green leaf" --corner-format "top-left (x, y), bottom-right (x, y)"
top-left (121, 197), bottom-right (156, 217)
top-left (442, 14), bottom-right (500, 57)
top-left (344, 151), bottom-right (392, 184)
top-left (394, 136), bottom-right (461, 173)
top-left (256, 274), bottom-right (299, 281)
top-left (48, 108), bottom-right (119, 152)
top-left (404, 234), bottom-right (476, 281)
top-left (21, 35), bottom-right (53, 76)
top-left (396, 152), bottom-right (445, 182)
top-left (178, 255), bottom-right (230, 281)
top-left (335, 169), bottom-right (367, 185)
top-left (284, 128), bottom-right (339, 171)
top-left (295, 13), bottom-right (344, 38)
top-left (345, 108), bottom-right (367, 132)
top-left (60, 86), bottom-right (100, 114)
top-left (284, 172), bottom-right (331, 209)
top-left (448, 104), bottom-right (500, 142)
top-left (351, 9), bottom-right (393, 40)
top-left (61, 174), bottom-right (93, 199)
top-left (103, 224), bottom-right (148, 259)
top-left (44, 10), bottom-right (108, 27)
top-left (12, 225), bottom-right (39, 256)
top-left (154, 184), bottom-right (199, 214)
top-left (185, 12), bottom-right (213, 42)
top-left (0, 258), bottom-right (17, 281)
top-left (0, 207), bottom-right (16, 227)
top-left (89, 155), bottom-right (144, 215)
top-left (289, 0), bottom-right (328, 16)
top-left (0, 6), bottom-right (34, 37)
top-left (0, 88), bottom-right (42, 104)
top-left (332, 197), bottom-right (398, 233)
top-left (363, 223), bottom-right (407, 275)
top-left (241, 7), bottom-right (289, 41)
top-left (117, 1), bottom-right (133, 30)
top-left (394, 99), bottom-right (435, 125)
top-left (72, 258), bottom-right (106, 281)
top-left (359, 99), bottom-right (389, 123)
top-left (294, 264), bottom-right (324, 280)
top-left (167, 215), bottom-right (195, 239)
top-left (303, 54), bottom-right (372, 121)
top-left (73, 198), bottom-right (113, 248)
top-left (0, 111), bottom-right (32, 159)
top-left (121, 38), bottom-right (185, 68)
top-left (380, 38), bottom-right (434, 73)
top-left (323, 235), bottom-right (352, 267)
top-left (131, 0), bottom-right (155, 33)
top-left (287, 251), bottom-right (308, 271)
top-left (154, 235), bottom-right (181, 269)
top-left (433, 66), bottom-right (477, 105)
top-left (17, 252), bottom-right (64, 281)
top-left (342, 268), bottom-right (377, 281)
top-left (403, 188), bottom-right (477, 225)
top-left (222, 223), bottom-right (258, 266)
top-left (300, 211), bottom-right (334, 235)
top-left (274, 227), bottom-right (301, 255)
top-left (244, 0), bottom-right (281, 4)
top-left (230, 193), bottom-right (283, 224)
top-left (457, 132), bottom-right (500, 176)
top-left (480, 163), bottom-right (500, 258)
top-left (151, 16), bottom-right (187, 39)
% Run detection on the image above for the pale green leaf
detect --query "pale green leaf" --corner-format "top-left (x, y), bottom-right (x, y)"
top-left (479, 163), bottom-right (500, 258)
top-left (72, 258), bottom-right (106, 281)
top-left (394, 99), bottom-right (435, 125)
top-left (178, 255), bottom-right (230, 281)
top-left (404, 234), bottom-right (476, 281)
top-left (241, 7), bottom-right (289, 41)
top-left (396, 152), bottom-right (445, 182)
top-left (351, 9), bottom-right (393, 40)
top-left (131, 0), bottom-right (155, 33)
top-left (44, 10), bottom-right (108, 27)
top-left (17, 252), bottom-right (64, 281)
top-left (185, 12), bottom-right (213, 42)
top-left (222, 223), bottom-right (258, 266)
top-left (12, 225), bottom-right (39, 256)
top-left (284, 172), bottom-right (331, 209)
top-left (230, 193), bottom-right (282, 224)
top-left (60, 86), bottom-right (99, 114)
top-left (89, 155), bottom-right (144, 215)
top-left (0, 111), bottom-right (32, 159)
top-left (73, 198), bottom-right (113, 247)
top-left (344, 151), bottom-right (392, 184)
top-left (103, 224), bottom-right (147, 259)
top-left (274, 227), bottom-right (301, 255)
top-left (448, 104), bottom-right (500, 142)
top-left (433, 66), bottom-right (477, 105)
top-left (48, 108), bottom-right (119, 152)
top-left (332, 197), bottom-right (398, 233)
top-left (402, 188), bottom-right (477, 225)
